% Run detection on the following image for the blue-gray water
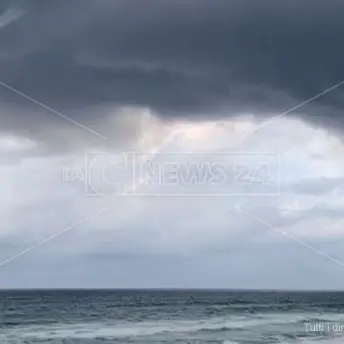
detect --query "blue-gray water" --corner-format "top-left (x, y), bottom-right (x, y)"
top-left (1, 290), bottom-right (344, 343)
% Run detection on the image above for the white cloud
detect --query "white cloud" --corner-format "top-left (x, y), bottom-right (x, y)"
top-left (1, 109), bottom-right (344, 288)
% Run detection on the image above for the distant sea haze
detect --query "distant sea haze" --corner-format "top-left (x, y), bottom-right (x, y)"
top-left (1, 289), bottom-right (344, 343)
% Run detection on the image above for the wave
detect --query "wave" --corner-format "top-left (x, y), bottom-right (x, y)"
top-left (3, 313), bottom-right (344, 341)
top-left (1, 319), bottom-right (243, 340)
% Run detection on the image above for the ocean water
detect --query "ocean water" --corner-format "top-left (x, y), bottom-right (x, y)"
top-left (1, 290), bottom-right (344, 344)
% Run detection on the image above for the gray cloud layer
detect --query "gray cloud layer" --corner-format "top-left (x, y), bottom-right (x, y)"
top-left (1, 0), bottom-right (344, 138)
top-left (2, 1), bottom-right (344, 290)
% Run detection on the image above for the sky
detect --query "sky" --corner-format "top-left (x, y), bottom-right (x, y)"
top-left (0, 0), bottom-right (344, 289)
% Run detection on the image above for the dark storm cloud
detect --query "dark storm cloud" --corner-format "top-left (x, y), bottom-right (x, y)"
top-left (1, 0), bottom-right (344, 136)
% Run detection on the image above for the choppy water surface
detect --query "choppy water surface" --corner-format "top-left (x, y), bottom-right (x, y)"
top-left (1, 290), bottom-right (344, 343)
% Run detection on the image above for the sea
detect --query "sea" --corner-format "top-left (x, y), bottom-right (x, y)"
top-left (1, 290), bottom-right (344, 344)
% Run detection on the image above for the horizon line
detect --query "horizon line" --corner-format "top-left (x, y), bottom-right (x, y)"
top-left (1, 287), bottom-right (343, 292)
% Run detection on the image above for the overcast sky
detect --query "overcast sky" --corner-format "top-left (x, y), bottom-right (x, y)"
top-left (1, 0), bottom-right (344, 289)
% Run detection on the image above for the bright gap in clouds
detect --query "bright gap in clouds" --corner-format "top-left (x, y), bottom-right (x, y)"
top-left (1, 110), bottom-right (344, 288)
top-left (0, 135), bottom-right (37, 152)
